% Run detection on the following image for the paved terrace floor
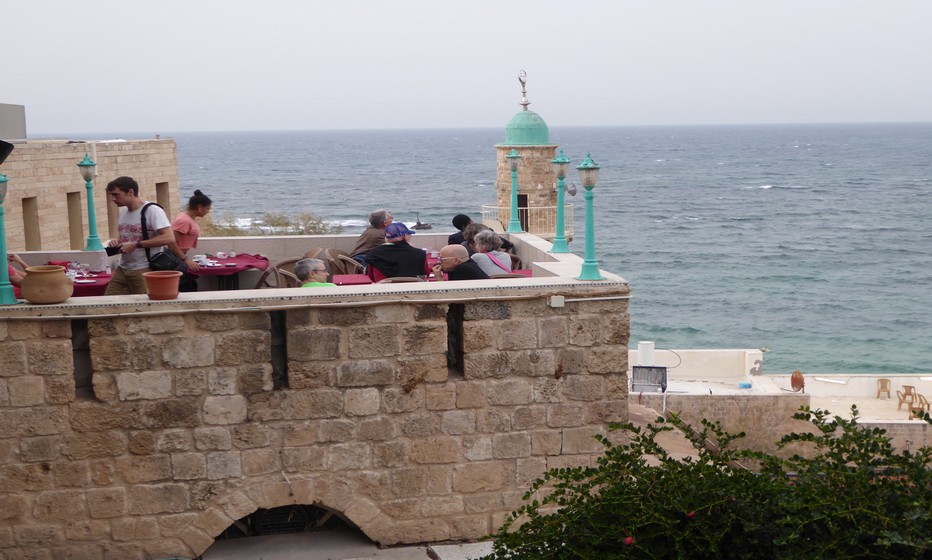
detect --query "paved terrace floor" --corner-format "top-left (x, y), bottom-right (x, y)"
top-left (644, 374), bottom-right (930, 422)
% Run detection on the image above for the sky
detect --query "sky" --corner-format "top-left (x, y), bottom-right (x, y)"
top-left (6, 0), bottom-right (932, 134)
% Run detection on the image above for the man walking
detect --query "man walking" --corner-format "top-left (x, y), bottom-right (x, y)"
top-left (104, 176), bottom-right (186, 295)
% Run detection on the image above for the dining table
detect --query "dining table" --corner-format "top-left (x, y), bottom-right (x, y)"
top-left (70, 272), bottom-right (113, 297)
top-left (190, 253), bottom-right (270, 290)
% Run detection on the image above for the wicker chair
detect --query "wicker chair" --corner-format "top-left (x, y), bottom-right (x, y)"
top-left (254, 257), bottom-right (303, 289)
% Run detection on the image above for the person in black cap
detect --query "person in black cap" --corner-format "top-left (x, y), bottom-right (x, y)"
top-left (366, 222), bottom-right (429, 281)
top-left (448, 214), bottom-right (473, 245)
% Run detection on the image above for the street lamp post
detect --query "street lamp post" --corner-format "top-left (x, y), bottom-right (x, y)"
top-left (0, 173), bottom-right (21, 304)
top-left (550, 149), bottom-right (571, 253)
top-left (505, 149), bottom-right (523, 233)
top-left (77, 153), bottom-right (104, 251)
top-left (576, 153), bottom-right (604, 281)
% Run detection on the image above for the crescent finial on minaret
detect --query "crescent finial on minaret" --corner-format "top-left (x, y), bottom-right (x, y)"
top-left (518, 70), bottom-right (530, 111)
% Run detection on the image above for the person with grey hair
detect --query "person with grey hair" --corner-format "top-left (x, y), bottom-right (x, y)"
top-left (350, 209), bottom-right (393, 265)
top-left (295, 258), bottom-right (335, 287)
top-left (471, 229), bottom-right (513, 276)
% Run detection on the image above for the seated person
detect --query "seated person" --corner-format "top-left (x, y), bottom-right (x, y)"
top-left (448, 213), bottom-right (472, 245)
top-left (432, 244), bottom-right (489, 281)
top-left (6, 253), bottom-right (28, 299)
top-left (350, 209), bottom-right (393, 265)
top-left (366, 223), bottom-right (429, 282)
top-left (470, 230), bottom-right (513, 276)
top-left (295, 258), bottom-right (335, 287)
top-left (461, 223), bottom-right (514, 256)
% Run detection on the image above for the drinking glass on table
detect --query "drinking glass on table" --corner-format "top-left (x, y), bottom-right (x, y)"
top-left (66, 262), bottom-right (79, 280)
top-left (78, 263), bottom-right (90, 278)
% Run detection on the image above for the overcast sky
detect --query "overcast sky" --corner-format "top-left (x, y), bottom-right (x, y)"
top-left (7, 0), bottom-right (932, 134)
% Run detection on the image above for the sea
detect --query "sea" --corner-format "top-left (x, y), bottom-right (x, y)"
top-left (52, 124), bottom-right (932, 374)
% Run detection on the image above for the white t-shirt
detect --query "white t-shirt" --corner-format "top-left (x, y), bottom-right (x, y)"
top-left (117, 202), bottom-right (171, 270)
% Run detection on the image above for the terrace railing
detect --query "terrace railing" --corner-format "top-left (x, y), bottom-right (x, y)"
top-left (481, 204), bottom-right (574, 242)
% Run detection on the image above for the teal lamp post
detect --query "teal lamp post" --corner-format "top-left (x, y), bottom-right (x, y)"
top-left (0, 173), bottom-right (21, 304)
top-left (77, 153), bottom-right (104, 251)
top-left (505, 149), bottom-right (523, 233)
top-left (575, 153), bottom-right (604, 281)
top-left (550, 149), bottom-right (571, 253)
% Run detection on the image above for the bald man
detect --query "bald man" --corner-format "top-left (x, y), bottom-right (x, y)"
top-left (432, 244), bottom-right (489, 281)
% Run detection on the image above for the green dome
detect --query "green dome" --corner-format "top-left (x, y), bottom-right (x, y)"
top-left (503, 110), bottom-right (550, 146)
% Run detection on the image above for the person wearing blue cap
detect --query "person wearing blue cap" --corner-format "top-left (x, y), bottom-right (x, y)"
top-left (365, 222), bottom-right (430, 282)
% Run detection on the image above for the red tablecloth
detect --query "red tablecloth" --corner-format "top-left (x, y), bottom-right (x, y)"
top-left (190, 254), bottom-right (269, 277)
top-left (332, 274), bottom-right (372, 286)
top-left (71, 273), bottom-right (112, 297)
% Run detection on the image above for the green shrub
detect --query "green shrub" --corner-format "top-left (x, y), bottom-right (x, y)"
top-left (487, 407), bottom-right (931, 560)
top-left (201, 212), bottom-right (342, 237)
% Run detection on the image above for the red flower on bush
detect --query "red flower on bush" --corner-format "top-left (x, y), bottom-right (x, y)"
top-left (624, 536), bottom-right (635, 545)
top-left (687, 511), bottom-right (696, 518)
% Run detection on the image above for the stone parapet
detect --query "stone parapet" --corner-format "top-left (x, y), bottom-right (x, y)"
top-left (0, 279), bottom-right (630, 558)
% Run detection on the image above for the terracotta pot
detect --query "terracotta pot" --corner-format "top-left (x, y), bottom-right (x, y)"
top-left (143, 270), bottom-right (183, 300)
top-left (20, 265), bottom-right (74, 304)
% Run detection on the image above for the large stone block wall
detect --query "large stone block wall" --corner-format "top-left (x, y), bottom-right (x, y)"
top-left (635, 394), bottom-right (931, 455)
top-left (635, 394), bottom-right (812, 456)
top-left (1, 139), bottom-right (179, 252)
top-left (0, 291), bottom-right (629, 558)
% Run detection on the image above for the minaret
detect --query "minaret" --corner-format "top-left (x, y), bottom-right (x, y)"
top-left (494, 71), bottom-right (559, 238)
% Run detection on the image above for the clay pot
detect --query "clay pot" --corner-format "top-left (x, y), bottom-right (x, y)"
top-left (143, 270), bottom-right (183, 300)
top-left (20, 265), bottom-right (74, 304)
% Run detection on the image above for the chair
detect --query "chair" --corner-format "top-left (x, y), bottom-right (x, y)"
top-left (324, 248), bottom-right (362, 275)
top-left (490, 273), bottom-right (526, 279)
top-left (876, 378), bottom-right (891, 399)
top-left (276, 269), bottom-right (301, 288)
top-left (254, 257), bottom-right (303, 289)
top-left (376, 277), bottom-right (423, 283)
top-left (338, 254), bottom-right (365, 274)
top-left (908, 395), bottom-right (929, 420)
top-left (896, 390), bottom-right (914, 411)
top-left (916, 394), bottom-right (931, 412)
top-left (303, 247), bottom-right (324, 259)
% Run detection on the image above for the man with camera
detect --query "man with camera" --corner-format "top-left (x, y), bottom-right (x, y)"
top-left (104, 176), bottom-right (190, 295)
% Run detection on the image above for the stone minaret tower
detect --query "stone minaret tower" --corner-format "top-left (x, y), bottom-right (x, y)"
top-left (494, 72), bottom-right (559, 238)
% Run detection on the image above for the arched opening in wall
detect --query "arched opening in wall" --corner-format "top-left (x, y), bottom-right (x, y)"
top-left (270, 310), bottom-right (288, 389)
top-left (71, 319), bottom-right (94, 399)
top-left (446, 303), bottom-right (465, 376)
top-left (66, 192), bottom-right (85, 249)
top-left (106, 196), bottom-right (119, 240)
top-left (215, 504), bottom-right (359, 541)
top-left (156, 182), bottom-right (171, 215)
top-left (22, 196), bottom-right (41, 250)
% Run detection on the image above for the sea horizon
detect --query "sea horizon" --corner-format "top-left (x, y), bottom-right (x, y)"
top-left (28, 123), bottom-right (932, 375)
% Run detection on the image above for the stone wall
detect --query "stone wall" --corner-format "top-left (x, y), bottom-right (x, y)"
top-left (635, 394), bottom-right (812, 455)
top-left (0, 281), bottom-right (630, 558)
top-left (635, 393), bottom-right (931, 455)
top-left (1, 139), bottom-right (179, 252)
top-left (494, 145), bottom-right (558, 215)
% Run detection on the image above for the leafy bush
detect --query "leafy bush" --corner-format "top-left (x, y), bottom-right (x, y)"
top-left (201, 212), bottom-right (342, 237)
top-left (487, 407), bottom-right (931, 560)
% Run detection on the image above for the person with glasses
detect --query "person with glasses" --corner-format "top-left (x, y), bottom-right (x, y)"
top-left (431, 244), bottom-right (489, 281)
top-left (294, 258), bottom-right (335, 288)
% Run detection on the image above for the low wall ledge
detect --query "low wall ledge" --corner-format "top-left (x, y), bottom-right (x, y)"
top-left (0, 278), bottom-right (631, 320)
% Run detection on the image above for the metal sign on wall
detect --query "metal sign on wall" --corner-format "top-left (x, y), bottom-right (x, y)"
top-left (0, 104), bottom-right (27, 142)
